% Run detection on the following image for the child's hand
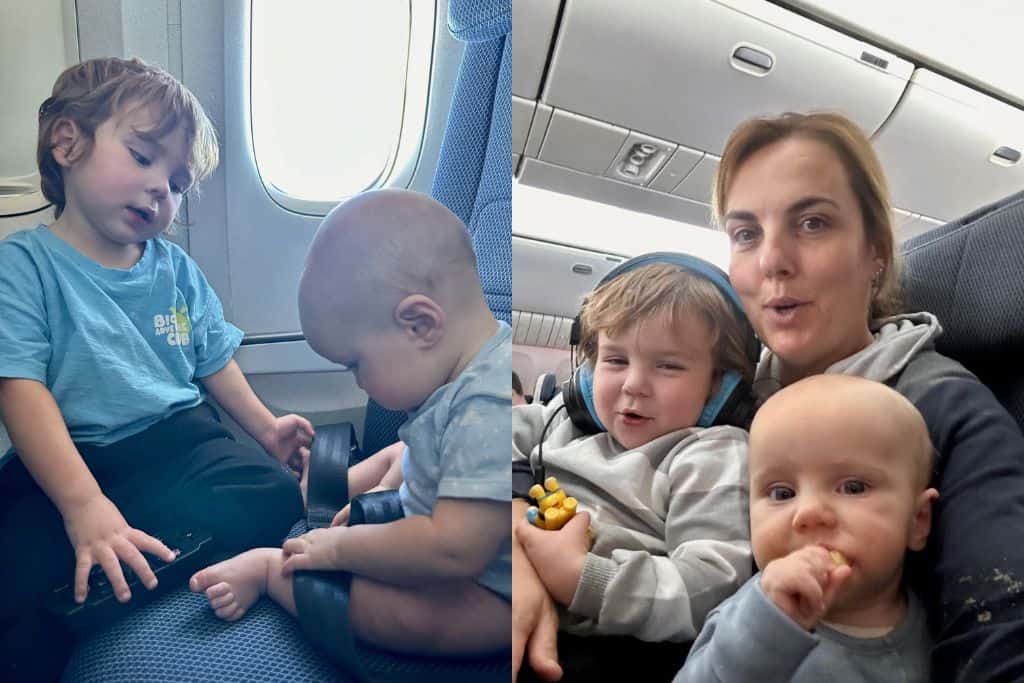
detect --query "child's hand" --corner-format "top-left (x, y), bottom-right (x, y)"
top-left (759, 546), bottom-right (852, 630)
top-left (516, 511), bottom-right (591, 605)
top-left (260, 414), bottom-right (314, 475)
top-left (280, 526), bottom-right (345, 575)
top-left (62, 494), bottom-right (178, 604)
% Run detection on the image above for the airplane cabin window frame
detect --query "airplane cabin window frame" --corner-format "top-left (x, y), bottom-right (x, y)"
top-left (248, 0), bottom-right (435, 216)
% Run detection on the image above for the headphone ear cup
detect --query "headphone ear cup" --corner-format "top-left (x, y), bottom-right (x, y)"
top-left (699, 372), bottom-right (757, 429)
top-left (563, 363), bottom-right (605, 434)
top-left (717, 380), bottom-right (757, 429)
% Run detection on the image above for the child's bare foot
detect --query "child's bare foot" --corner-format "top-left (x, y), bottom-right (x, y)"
top-left (189, 548), bottom-right (276, 621)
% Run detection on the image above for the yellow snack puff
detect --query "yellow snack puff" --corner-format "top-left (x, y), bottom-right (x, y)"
top-left (829, 549), bottom-right (848, 567)
top-left (542, 506), bottom-right (572, 530)
top-left (537, 488), bottom-right (566, 512)
top-left (525, 476), bottom-right (578, 530)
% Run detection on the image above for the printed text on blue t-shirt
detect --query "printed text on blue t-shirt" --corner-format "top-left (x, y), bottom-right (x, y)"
top-left (153, 304), bottom-right (191, 346)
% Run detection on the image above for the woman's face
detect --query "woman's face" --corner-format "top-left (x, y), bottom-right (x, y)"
top-left (723, 137), bottom-right (880, 379)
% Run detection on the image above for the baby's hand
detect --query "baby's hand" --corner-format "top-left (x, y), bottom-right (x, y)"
top-left (516, 511), bottom-right (591, 606)
top-left (280, 526), bottom-right (345, 575)
top-left (760, 546), bottom-right (852, 630)
top-left (330, 504), bottom-right (350, 527)
top-left (299, 448), bottom-right (311, 507)
top-left (330, 486), bottom-right (391, 527)
top-left (261, 414), bottom-right (314, 475)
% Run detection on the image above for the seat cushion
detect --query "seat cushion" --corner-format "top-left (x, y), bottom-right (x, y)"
top-left (63, 521), bottom-right (511, 682)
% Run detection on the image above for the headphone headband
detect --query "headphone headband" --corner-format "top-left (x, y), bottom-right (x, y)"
top-left (599, 252), bottom-right (736, 303)
top-left (595, 252), bottom-right (757, 365)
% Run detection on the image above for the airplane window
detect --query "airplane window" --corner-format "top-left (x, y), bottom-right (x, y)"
top-left (250, 0), bottom-right (431, 208)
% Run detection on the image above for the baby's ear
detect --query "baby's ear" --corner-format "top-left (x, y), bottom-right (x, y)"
top-left (50, 118), bottom-right (86, 167)
top-left (394, 294), bottom-right (445, 347)
top-left (908, 487), bottom-right (939, 551)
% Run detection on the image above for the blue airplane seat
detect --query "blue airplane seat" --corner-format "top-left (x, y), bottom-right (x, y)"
top-left (63, 1), bottom-right (511, 680)
top-left (362, 0), bottom-right (512, 455)
top-left (431, 3), bottom-right (512, 324)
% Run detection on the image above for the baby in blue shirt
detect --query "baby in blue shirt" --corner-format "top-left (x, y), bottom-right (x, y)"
top-left (190, 189), bottom-right (511, 657)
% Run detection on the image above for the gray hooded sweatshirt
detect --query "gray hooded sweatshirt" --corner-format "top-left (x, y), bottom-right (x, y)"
top-left (513, 395), bottom-right (751, 643)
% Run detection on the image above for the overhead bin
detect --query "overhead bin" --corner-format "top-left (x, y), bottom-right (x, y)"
top-left (542, 0), bottom-right (913, 156)
top-left (873, 69), bottom-right (1024, 222)
top-left (512, 235), bottom-right (624, 319)
top-left (512, 0), bottom-right (562, 99)
top-left (514, 0), bottom-right (1018, 239)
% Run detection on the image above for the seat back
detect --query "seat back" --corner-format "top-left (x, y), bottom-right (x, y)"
top-left (362, 0), bottom-right (511, 456)
top-left (901, 190), bottom-right (1024, 431)
top-left (532, 373), bottom-right (558, 406)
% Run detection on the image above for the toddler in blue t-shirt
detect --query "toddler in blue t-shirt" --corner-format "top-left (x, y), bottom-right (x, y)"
top-left (0, 57), bottom-right (310, 679)
top-left (189, 189), bottom-right (512, 658)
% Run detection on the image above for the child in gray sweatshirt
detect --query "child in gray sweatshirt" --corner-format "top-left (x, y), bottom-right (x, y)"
top-left (514, 260), bottom-right (755, 645)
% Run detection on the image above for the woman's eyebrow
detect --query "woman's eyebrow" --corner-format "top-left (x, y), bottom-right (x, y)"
top-left (723, 209), bottom-right (758, 222)
top-left (785, 196), bottom-right (839, 215)
top-left (724, 197), bottom-right (840, 222)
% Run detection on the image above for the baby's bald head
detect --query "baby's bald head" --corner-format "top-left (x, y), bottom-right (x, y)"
top-left (299, 189), bottom-right (483, 337)
top-left (752, 374), bottom-right (934, 490)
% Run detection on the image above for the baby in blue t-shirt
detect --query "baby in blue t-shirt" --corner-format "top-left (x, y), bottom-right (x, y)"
top-left (190, 189), bottom-right (511, 657)
top-left (0, 57), bottom-right (310, 678)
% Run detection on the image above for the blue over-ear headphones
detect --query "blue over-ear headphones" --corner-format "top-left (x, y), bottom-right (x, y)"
top-left (561, 252), bottom-right (760, 432)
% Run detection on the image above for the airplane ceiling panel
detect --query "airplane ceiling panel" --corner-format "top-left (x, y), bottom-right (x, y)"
top-left (512, 0), bottom-right (561, 99)
top-left (543, 0), bottom-right (912, 156)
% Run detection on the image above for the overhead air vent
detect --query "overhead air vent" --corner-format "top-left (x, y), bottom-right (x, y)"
top-left (513, 310), bottom-right (575, 349)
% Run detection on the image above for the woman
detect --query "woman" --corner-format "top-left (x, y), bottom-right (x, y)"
top-left (716, 112), bottom-right (1024, 683)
